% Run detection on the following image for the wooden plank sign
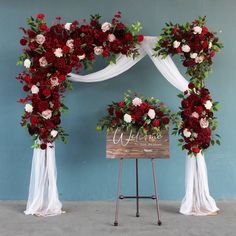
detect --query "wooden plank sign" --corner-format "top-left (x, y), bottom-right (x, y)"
top-left (106, 129), bottom-right (169, 159)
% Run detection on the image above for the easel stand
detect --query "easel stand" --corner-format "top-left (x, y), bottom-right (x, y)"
top-left (114, 158), bottom-right (162, 226)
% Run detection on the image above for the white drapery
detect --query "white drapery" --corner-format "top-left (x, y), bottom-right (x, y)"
top-left (25, 36), bottom-right (218, 216)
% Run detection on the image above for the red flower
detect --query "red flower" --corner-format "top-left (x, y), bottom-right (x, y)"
top-left (188, 82), bottom-right (195, 89)
top-left (118, 101), bottom-right (124, 108)
top-left (210, 51), bottom-right (215, 57)
top-left (202, 27), bottom-right (208, 34)
top-left (40, 143), bottom-right (47, 150)
top-left (23, 85), bottom-right (30, 92)
top-left (108, 106), bottom-right (114, 115)
top-left (125, 32), bottom-right (133, 41)
top-left (192, 147), bottom-right (200, 153)
top-left (30, 116), bottom-right (38, 126)
top-left (202, 41), bottom-right (208, 49)
top-left (195, 106), bottom-right (203, 114)
top-left (42, 89), bottom-right (51, 97)
top-left (152, 119), bottom-right (160, 127)
top-left (172, 27), bottom-right (179, 34)
top-left (63, 45), bottom-right (70, 54)
top-left (137, 35), bottom-right (144, 42)
top-left (176, 47), bottom-right (182, 53)
top-left (102, 50), bottom-right (110, 57)
top-left (36, 13), bottom-right (45, 19)
top-left (20, 38), bottom-right (27, 46)
top-left (39, 24), bottom-right (48, 31)
top-left (181, 99), bottom-right (190, 108)
top-left (162, 117), bottom-right (170, 125)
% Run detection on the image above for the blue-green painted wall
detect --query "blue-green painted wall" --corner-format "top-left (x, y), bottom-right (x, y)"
top-left (0, 0), bottom-right (235, 200)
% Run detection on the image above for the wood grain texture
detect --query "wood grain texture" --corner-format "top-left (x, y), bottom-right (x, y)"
top-left (106, 129), bottom-right (169, 159)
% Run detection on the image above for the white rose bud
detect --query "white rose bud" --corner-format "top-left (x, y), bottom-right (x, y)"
top-left (42, 109), bottom-right (52, 120)
top-left (54, 48), bottom-right (63, 58)
top-left (173, 40), bottom-right (181, 48)
top-left (195, 56), bottom-right (204, 63)
top-left (94, 46), bottom-right (103, 55)
top-left (66, 39), bottom-right (74, 49)
top-left (204, 100), bottom-right (212, 110)
top-left (193, 26), bottom-right (202, 34)
top-left (64, 23), bottom-right (72, 31)
top-left (51, 130), bottom-right (58, 138)
top-left (200, 118), bottom-right (209, 128)
top-left (182, 44), bottom-right (191, 53)
top-left (101, 22), bottom-right (112, 32)
top-left (208, 41), bottom-right (212, 49)
top-left (50, 77), bottom-right (59, 87)
top-left (31, 85), bottom-right (39, 94)
top-left (108, 33), bottom-right (116, 42)
top-left (191, 112), bottom-right (199, 119)
top-left (190, 53), bottom-right (198, 59)
top-left (124, 114), bottom-right (132, 123)
top-left (78, 54), bottom-right (86, 60)
top-left (132, 97), bottom-right (142, 107)
top-left (35, 34), bottom-right (45, 45)
top-left (39, 56), bottom-right (48, 67)
top-left (147, 109), bottom-right (156, 120)
top-left (24, 59), bottom-right (31, 68)
top-left (25, 104), bottom-right (33, 113)
top-left (183, 128), bottom-right (191, 138)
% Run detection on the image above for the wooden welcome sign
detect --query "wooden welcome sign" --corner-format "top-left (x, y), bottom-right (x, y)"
top-left (106, 129), bottom-right (169, 159)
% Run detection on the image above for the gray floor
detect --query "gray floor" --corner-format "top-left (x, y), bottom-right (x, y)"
top-left (0, 201), bottom-right (235, 236)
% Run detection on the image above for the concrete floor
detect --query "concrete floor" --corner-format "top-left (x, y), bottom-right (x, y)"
top-left (0, 201), bottom-right (235, 236)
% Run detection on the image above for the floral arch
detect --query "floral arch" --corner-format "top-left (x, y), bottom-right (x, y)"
top-left (17, 13), bottom-right (223, 217)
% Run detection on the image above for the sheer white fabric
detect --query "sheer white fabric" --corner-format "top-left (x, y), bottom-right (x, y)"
top-left (25, 36), bottom-right (218, 216)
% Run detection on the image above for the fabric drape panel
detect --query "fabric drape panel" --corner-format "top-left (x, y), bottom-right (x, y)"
top-left (25, 36), bottom-right (218, 216)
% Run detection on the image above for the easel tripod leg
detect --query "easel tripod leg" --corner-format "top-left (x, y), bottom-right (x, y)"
top-left (114, 158), bottom-right (123, 226)
top-left (136, 158), bottom-right (140, 217)
top-left (151, 159), bottom-right (162, 226)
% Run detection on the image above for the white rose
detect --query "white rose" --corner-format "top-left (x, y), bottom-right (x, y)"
top-left (25, 104), bottom-right (33, 113)
top-left (173, 40), bottom-right (181, 48)
top-left (101, 22), bottom-right (111, 32)
top-left (190, 53), bottom-right (198, 59)
top-left (200, 118), bottom-right (209, 128)
top-left (54, 48), bottom-right (63, 58)
top-left (204, 100), bottom-right (212, 110)
top-left (35, 34), bottom-right (45, 45)
top-left (50, 77), bottom-right (59, 87)
top-left (132, 97), bottom-right (142, 107)
top-left (182, 44), bottom-right (191, 53)
top-left (31, 85), bottom-right (39, 94)
top-left (66, 39), bottom-right (74, 49)
top-left (108, 33), bottom-right (116, 42)
top-left (193, 132), bottom-right (198, 138)
top-left (147, 109), bottom-right (156, 120)
top-left (64, 23), bottom-right (72, 31)
top-left (24, 59), bottom-right (31, 68)
top-left (94, 46), bottom-right (103, 55)
top-left (124, 114), bottom-right (132, 123)
top-left (191, 112), bottom-right (199, 119)
top-left (39, 56), bottom-right (48, 67)
top-left (51, 130), bottom-right (58, 138)
top-left (42, 109), bottom-right (52, 120)
top-left (193, 26), bottom-right (202, 34)
top-left (208, 41), bottom-right (212, 49)
top-left (183, 128), bottom-right (191, 138)
top-left (195, 56), bottom-right (204, 63)
top-left (78, 54), bottom-right (86, 60)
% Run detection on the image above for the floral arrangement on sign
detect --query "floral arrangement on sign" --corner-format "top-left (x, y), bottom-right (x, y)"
top-left (153, 16), bottom-right (223, 155)
top-left (96, 91), bottom-right (170, 136)
top-left (17, 12), bottom-right (144, 149)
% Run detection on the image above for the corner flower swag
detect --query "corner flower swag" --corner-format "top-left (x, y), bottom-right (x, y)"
top-left (154, 17), bottom-right (223, 216)
top-left (97, 91), bottom-right (170, 134)
top-left (17, 12), bottom-right (144, 150)
top-left (17, 13), bottom-right (143, 217)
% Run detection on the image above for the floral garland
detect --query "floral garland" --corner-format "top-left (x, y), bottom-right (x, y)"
top-left (153, 17), bottom-right (223, 155)
top-left (97, 91), bottom-right (170, 136)
top-left (17, 12), bottom-right (144, 149)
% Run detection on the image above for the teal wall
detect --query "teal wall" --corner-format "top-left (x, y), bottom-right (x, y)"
top-left (0, 0), bottom-right (235, 200)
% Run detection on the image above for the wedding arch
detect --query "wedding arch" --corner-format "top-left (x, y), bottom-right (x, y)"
top-left (17, 13), bottom-right (222, 216)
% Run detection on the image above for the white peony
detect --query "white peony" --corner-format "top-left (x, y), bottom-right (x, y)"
top-left (190, 53), bottom-right (198, 59)
top-left (39, 56), bottom-right (48, 67)
top-left (94, 46), bottom-right (103, 55)
top-left (147, 109), bottom-right (156, 120)
top-left (124, 114), bottom-right (132, 123)
top-left (182, 44), bottom-right (191, 53)
top-left (108, 33), bottom-right (116, 42)
top-left (31, 85), bottom-right (39, 94)
top-left (132, 97), bottom-right (142, 107)
top-left (42, 109), bottom-right (52, 120)
top-left (193, 26), bottom-right (202, 34)
top-left (204, 100), bottom-right (213, 110)
top-left (183, 128), bottom-right (191, 138)
top-left (78, 54), bottom-right (86, 60)
top-left (51, 130), bottom-right (58, 138)
top-left (64, 23), bottom-right (72, 30)
top-left (195, 56), bottom-right (204, 63)
top-left (35, 34), bottom-right (45, 45)
top-left (25, 104), bottom-right (33, 113)
top-left (24, 59), bottom-right (31, 68)
top-left (173, 40), bottom-right (181, 48)
top-left (54, 48), bottom-right (63, 58)
top-left (191, 112), bottom-right (199, 119)
top-left (101, 22), bottom-right (111, 32)
top-left (66, 39), bottom-right (74, 49)
top-left (50, 77), bottom-right (59, 87)
top-left (200, 118), bottom-right (209, 128)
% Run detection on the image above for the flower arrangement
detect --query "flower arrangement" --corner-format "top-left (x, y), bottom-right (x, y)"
top-left (154, 16), bottom-right (223, 86)
top-left (17, 12), bottom-right (144, 149)
top-left (153, 17), bottom-right (223, 156)
top-left (96, 91), bottom-right (170, 136)
top-left (172, 83), bottom-right (220, 155)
